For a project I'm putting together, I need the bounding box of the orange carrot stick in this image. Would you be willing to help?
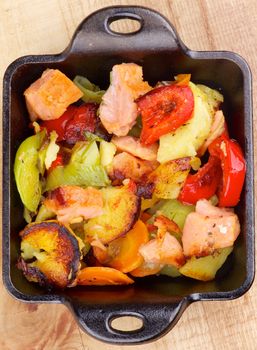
[77,267,134,286]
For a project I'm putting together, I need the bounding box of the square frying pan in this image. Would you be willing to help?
[2,6,254,345]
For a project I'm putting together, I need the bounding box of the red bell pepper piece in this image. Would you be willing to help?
[64,103,98,144]
[40,103,98,143]
[137,85,194,145]
[208,133,246,207]
[41,105,77,141]
[178,156,222,205]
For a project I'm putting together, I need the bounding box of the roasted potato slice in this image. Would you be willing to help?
[149,157,191,199]
[84,181,140,243]
[179,247,233,281]
[18,221,83,289]
[157,83,214,163]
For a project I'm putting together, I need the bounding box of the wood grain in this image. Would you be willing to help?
[1,0,257,349]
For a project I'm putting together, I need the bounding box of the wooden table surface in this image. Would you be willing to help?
[1,1,257,349]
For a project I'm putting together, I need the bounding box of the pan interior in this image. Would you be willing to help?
[7,50,249,304]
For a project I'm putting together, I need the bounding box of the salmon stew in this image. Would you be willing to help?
[14,64,246,289]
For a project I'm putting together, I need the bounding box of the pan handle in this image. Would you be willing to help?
[67,6,185,54]
[70,300,188,344]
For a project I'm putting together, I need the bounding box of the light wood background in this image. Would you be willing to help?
[0,1,257,349]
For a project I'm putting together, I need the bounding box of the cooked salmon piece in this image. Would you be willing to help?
[182,199,240,257]
[99,63,152,136]
[139,232,185,268]
[112,136,158,161]
[44,186,103,223]
[24,69,83,121]
[108,152,158,183]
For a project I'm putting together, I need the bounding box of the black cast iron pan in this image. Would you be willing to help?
[2,6,255,345]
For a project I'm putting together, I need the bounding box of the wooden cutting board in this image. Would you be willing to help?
[0,1,257,349]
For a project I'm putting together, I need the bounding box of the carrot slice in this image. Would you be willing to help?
[93,220,149,273]
[107,220,149,273]
[175,74,191,86]
[77,267,134,285]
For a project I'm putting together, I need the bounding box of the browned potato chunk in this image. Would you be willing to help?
[179,247,233,281]
[149,157,191,199]
[18,221,83,289]
[84,181,140,243]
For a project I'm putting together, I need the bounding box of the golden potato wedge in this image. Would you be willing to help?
[18,220,83,289]
[149,157,191,199]
[84,180,141,243]
[157,83,213,163]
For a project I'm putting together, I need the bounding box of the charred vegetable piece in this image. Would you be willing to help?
[24,69,83,121]
[149,157,191,199]
[84,181,141,243]
[77,267,134,285]
[64,103,98,144]
[41,105,76,141]
[99,63,151,136]
[179,247,233,281]
[178,156,222,205]
[14,130,46,212]
[95,220,149,273]
[18,221,83,289]
[137,84,194,145]
[44,186,103,224]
